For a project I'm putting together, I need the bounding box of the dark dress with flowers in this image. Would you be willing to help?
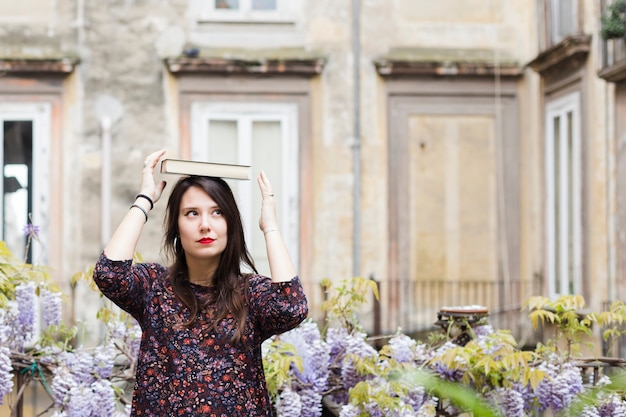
[93,252,308,417]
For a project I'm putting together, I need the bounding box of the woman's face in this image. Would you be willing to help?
[177,185,228,264]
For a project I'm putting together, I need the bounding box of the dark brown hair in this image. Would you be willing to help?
[163,176,257,344]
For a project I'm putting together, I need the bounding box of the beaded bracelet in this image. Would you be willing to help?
[135,194,154,210]
[130,204,148,223]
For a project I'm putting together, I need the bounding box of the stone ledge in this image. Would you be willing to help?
[598,59,626,83]
[0,58,77,74]
[527,33,591,74]
[165,48,326,76]
[374,47,523,77]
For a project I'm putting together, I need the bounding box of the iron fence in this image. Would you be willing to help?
[326,277,542,343]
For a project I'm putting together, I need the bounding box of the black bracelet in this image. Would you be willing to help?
[135,194,154,210]
[130,204,148,223]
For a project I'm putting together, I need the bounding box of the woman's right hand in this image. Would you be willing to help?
[140,149,168,204]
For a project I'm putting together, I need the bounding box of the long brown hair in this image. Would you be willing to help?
[163,176,257,344]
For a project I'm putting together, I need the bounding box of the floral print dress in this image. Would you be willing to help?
[93,252,308,417]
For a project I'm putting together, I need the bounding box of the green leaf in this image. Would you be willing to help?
[391,369,499,417]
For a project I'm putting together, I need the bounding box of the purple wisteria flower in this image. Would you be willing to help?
[22,222,40,239]
[278,321,330,417]
[388,333,417,363]
[596,394,626,417]
[41,288,62,327]
[0,346,14,405]
[276,387,303,417]
[338,404,360,417]
[580,406,602,417]
[15,282,37,350]
[535,359,583,412]
[488,386,524,417]
[126,322,142,359]
[325,327,378,404]
[0,309,11,344]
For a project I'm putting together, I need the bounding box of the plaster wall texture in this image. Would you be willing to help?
[0,0,540,289]
[0,0,618,330]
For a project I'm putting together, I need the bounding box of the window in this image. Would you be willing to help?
[191,102,299,276]
[545,92,582,298]
[203,0,287,22]
[0,103,51,264]
[215,0,277,10]
[549,0,578,44]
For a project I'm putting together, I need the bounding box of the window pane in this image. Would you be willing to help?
[215,0,239,10]
[252,0,276,10]
[207,119,238,164]
[207,119,239,191]
[3,121,33,261]
[558,0,575,36]
[251,120,281,192]
[250,120,282,275]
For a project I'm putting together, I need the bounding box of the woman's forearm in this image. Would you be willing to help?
[263,229,297,282]
[103,197,152,260]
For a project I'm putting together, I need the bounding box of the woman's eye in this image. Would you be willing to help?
[213,209,222,216]
[185,210,198,216]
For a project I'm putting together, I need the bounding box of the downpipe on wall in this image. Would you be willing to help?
[352,0,362,278]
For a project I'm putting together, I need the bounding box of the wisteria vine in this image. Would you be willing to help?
[1,240,626,416]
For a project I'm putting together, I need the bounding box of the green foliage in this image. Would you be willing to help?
[429,330,545,391]
[38,322,79,352]
[261,337,303,400]
[588,300,626,355]
[601,0,626,40]
[0,241,53,308]
[523,294,593,356]
[348,378,415,416]
[321,276,379,333]
[390,368,499,417]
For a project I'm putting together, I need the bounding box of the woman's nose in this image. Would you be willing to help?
[199,214,211,230]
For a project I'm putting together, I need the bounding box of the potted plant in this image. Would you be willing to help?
[601,0,626,40]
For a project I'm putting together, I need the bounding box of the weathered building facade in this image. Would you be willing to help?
[0,0,624,350]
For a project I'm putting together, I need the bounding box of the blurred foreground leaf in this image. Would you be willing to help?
[390,368,498,417]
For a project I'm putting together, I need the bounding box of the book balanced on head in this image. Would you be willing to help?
[160,159,251,180]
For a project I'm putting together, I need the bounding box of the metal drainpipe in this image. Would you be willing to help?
[101,116,111,247]
[352,0,362,278]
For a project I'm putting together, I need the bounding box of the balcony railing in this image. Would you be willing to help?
[600,0,626,78]
[322,278,542,343]
[603,37,626,68]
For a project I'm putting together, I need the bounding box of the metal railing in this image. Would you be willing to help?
[327,277,541,342]
[601,0,626,69]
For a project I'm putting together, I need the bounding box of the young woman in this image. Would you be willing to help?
[93,149,308,416]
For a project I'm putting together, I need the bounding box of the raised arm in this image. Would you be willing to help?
[257,170,296,282]
[104,149,168,260]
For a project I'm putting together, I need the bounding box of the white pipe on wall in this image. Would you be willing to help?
[100,116,111,247]
[352,0,362,278]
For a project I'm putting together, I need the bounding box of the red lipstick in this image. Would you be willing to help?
[198,238,214,244]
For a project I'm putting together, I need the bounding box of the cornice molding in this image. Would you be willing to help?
[527,33,592,74]
[598,59,626,83]
[0,58,77,74]
[165,49,326,76]
[374,47,523,77]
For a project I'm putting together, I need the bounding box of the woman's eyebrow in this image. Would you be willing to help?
[180,203,220,210]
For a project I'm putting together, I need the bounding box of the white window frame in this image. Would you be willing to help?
[545,91,582,298]
[0,102,51,265]
[200,0,291,23]
[190,101,299,271]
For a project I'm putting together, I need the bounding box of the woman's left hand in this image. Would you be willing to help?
[257,170,278,234]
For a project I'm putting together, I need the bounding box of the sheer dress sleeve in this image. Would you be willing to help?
[248,274,308,342]
[92,251,167,324]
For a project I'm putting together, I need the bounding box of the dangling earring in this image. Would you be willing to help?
[174,236,183,255]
